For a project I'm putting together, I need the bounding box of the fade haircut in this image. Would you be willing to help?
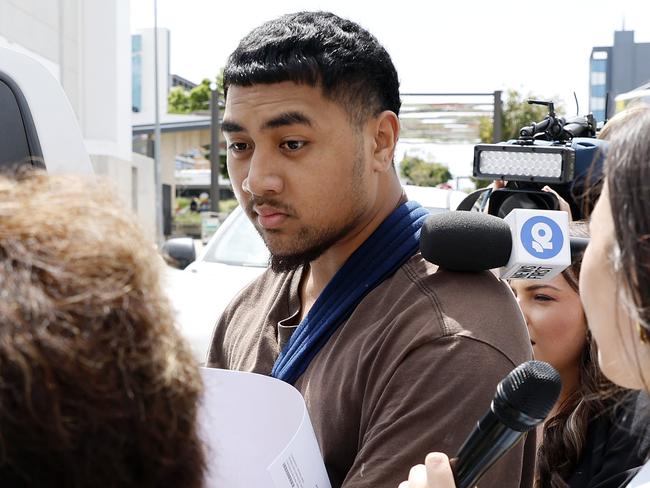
[223,11,401,125]
[0,172,205,487]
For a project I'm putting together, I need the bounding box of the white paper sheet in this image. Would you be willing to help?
[199,367,332,488]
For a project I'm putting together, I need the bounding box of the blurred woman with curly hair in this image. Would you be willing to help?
[0,172,205,487]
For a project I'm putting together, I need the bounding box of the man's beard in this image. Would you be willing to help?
[266,219,360,272]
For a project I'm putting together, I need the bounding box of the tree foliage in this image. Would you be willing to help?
[167,69,224,114]
[478,89,563,143]
[399,155,452,187]
[188,79,211,112]
[167,86,190,113]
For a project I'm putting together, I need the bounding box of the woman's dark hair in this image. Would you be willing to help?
[223,11,401,125]
[0,173,205,487]
[604,107,650,356]
[535,222,625,487]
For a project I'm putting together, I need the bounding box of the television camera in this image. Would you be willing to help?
[458,100,606,220]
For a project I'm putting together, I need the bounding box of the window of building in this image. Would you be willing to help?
[590,71,606,86]
[590,85,606,97]
[590,59,607,73]
[132,35,142,113]
[590,97,606,111]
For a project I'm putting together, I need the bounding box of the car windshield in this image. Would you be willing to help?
[203,208,269,267]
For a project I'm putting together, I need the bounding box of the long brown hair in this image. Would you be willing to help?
[535,222,624,487]
[0,172,205,486]
[605,107,650,386]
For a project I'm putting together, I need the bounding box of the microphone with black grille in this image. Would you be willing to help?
[451,360,561,488]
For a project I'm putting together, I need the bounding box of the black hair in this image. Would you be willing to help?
[223,11,401,125]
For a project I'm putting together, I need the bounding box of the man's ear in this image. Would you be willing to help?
[371,111,400,172]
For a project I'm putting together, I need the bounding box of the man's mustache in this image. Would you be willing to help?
[245,196,295,216]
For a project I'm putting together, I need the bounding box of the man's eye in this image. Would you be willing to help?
[280,140,307,151]
[228,142,250,152]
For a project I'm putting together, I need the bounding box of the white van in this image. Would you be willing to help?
[0,47,92,174]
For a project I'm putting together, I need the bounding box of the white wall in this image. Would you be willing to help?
[0,0,62,77]
[0,0,157,240]
[78,0,131,161]
[91,153,156,241]
[0,0,132,159]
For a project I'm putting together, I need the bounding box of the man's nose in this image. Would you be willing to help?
[242,148,283,196]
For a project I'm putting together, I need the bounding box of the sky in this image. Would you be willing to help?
[131,0,650,118]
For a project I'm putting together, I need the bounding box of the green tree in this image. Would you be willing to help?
[167,86,190,113]
[188,78,211,112]
[167,69,225,114]
[473,89,563,188]
[478,89,563,143]
[400,155,452,187]
[167,70,228,176]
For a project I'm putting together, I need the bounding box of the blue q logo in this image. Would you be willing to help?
[520,216,564,259]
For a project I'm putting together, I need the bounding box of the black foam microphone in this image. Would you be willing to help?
[452,360,561,488]
[420,211,589,272]
[419,211,512,272]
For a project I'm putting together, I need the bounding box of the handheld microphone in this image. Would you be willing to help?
[420,210,585,280]
[452,360,561,488]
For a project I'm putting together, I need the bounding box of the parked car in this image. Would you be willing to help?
[166,185,467,361]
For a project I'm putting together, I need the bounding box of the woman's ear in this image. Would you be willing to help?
[371,110,400,172]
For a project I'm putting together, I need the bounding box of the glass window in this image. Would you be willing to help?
[132,52,142,112]
[0,80,32,169]
[132,35,142,52]
[590,97,606,111]
[590,71,606,86]
[590,59,607,73]
[590,85,606,97]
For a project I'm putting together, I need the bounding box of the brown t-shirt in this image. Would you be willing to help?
[207,251,535,488]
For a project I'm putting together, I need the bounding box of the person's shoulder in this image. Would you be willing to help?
[397,251,530,363]
[404,249,505,284]
[401,251,520,318]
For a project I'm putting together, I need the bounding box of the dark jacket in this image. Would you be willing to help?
[567,391,650,488]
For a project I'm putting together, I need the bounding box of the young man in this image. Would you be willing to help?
[207,11,534,487]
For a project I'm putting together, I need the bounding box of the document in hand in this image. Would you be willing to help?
[199,367,332,488]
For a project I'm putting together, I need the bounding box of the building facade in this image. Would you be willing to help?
[0,0,156,240]
[590,30,650,122]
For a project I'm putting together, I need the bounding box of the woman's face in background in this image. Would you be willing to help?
[580,182,650,390]
[511,274,587,382]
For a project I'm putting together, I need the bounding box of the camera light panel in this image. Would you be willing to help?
[473,144,575,184]
[479,151,563,178]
